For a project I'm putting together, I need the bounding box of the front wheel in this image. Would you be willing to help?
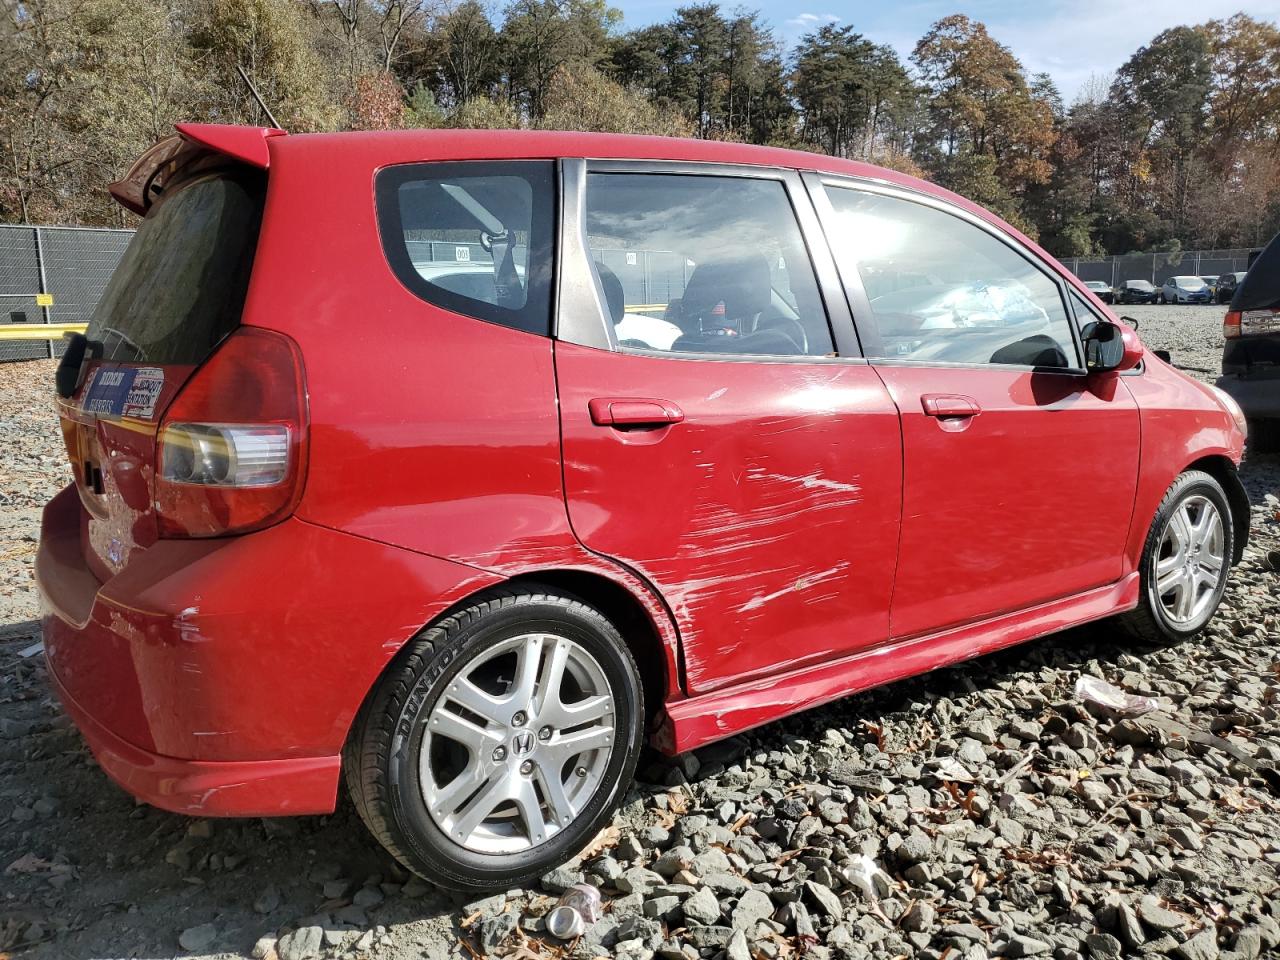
[1119,470,1233,643]
[345,587,645,891]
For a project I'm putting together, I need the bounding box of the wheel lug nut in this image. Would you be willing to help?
[538,726,552,741]
[492,746,506,762]
[520,760,534,775]
[512,711,527,727]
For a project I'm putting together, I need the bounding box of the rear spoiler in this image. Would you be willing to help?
[108,124,285,215]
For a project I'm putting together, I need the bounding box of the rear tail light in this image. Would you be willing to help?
[1227,308,1280,339]
[1224,311,1241,339]
[156,328,307,537]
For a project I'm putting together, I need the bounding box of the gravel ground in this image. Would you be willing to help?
[1,304,1278,960]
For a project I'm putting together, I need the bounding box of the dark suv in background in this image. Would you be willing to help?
[1217,271,1247,304]
[1116,279,1159,304]
[1220,237,1280,451]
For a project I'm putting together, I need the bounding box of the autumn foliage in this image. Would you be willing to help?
[2,1,1279,256]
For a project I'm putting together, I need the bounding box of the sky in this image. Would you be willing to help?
[615,0,1280,103]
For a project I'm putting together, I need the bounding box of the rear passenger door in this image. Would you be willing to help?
[554,162,903,694]
[808,175,1140,640]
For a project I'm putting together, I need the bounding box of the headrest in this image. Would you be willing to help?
[596,262,625,324]
[680,254,771,332]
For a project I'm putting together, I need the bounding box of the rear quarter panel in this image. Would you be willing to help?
[242,136,685,702]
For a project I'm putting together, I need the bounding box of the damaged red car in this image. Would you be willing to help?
[37,124,1249,891]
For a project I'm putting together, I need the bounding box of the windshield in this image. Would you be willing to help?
[86,171,265,364]
[1127,281,1154,291]
[1173,277,1203,289]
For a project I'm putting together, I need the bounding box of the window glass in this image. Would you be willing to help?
[584,173,834,357]
[376,162,554,335]
[87,172,264,364]
[1069,290,1103,334]
[823,185,1079,369]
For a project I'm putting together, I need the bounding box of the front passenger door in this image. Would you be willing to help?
[810,177,1141,640]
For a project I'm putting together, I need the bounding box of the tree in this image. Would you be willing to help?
[500,0,619,120]
[607,4,787,143]
[1109,26,1212,238]
[1,0,205,224]
[790,25,916,160]
[911,15,1055,230]
[191,0,342,131]
[433,0,501,105]
[540,62,690,134]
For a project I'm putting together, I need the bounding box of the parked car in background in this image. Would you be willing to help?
[1220,234,1280,452]
[1217,271,1248,304]
[38,123,1250,892]
[1116,279,1159,304]
[1160,276,1213,304]
[1084,280,1114,303]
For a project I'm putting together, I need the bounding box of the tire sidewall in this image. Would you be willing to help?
[1141,472,1233,639]
[383,597,643,888]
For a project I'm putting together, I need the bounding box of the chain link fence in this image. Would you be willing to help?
[1063,249,1254,287]
[0,224,132,362]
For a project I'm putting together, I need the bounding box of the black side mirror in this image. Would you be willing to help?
[1082,319,1142,372]
[1153,349,1172,363]
[1120,315,1139,331]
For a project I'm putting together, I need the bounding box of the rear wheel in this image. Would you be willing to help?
[345,587,644,891]
[1119,470,1233,643]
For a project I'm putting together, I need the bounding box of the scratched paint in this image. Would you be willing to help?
[555,343,904,695]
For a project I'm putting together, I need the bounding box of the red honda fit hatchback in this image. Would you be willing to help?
[38,124,1248,890]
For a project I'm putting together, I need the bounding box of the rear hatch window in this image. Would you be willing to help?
[61,168,266,578]
[87,171,265,364]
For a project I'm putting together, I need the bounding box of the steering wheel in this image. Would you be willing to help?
[758,315,809,354]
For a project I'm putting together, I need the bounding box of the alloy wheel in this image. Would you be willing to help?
[420,632,615,854]
[1153,494,1226,627]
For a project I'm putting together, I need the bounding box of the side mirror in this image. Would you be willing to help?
[1081,319,1143,373]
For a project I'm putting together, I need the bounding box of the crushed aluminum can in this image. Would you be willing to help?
[545,883,602,939]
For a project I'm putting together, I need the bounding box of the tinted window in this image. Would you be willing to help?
[377,162,554,335]
[87,171,264,364]
[583,173,834,357]
[822,186,1079,369]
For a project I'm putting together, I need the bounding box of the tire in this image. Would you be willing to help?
[1119,470,1234,643]
[1158,294,1166,304]
[1249,418,1280,454]
[345,586,645,891]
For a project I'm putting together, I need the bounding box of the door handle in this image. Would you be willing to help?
[921,394,980,418]
[589,398,684,427]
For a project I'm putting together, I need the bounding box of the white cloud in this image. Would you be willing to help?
[785,11,840,27]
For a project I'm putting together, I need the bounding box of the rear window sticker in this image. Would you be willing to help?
[81,366,165,418]
[123,367,164,418]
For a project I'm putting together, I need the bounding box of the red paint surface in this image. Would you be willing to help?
[38,128,1248,818]
[557,344,903,693]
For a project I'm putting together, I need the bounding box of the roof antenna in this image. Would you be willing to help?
[236,64,283,130]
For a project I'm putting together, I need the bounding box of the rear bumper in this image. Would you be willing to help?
[49,664,340,815]
[36,484,499,815]
[1216,372,1280,419]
